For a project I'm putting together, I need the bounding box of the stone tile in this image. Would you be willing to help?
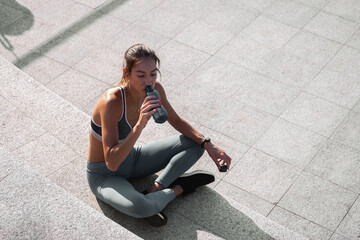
[187,56,299,116]
[0,109,46,151]
[242,15,299,50]
[185,56,249,97]
[188,125,250,182]
[336,197,360,240]
[0,96,16,117]
[306,140,360,193]
[156,40,210,78]
[39,32,100,67]
[70,11,130,44]
[283,30,342,66]
[158,70,184,93]
[0,63,90,157]
[261,51,323,88]
[108,24,170,55]
[278,171,358,230]
[174,20,235,55]
[47,157,97,209]
[200,2,257,36]
[263,0,319,28]
[324,0,360,23]
[224,148,301,204]
[293,0,331,9]
[81,92,103,117]
[215,31,278,72]
[159,0,213,20]
[12,132,79,177]
[137,120,180,146]
[268,207,333,240]
[215,101,276,146]
[331,111,360,151]
[73,0,107,8]
[174,2,258,55]
[254,119,327,168]
[47,68,109,109]
[305,46,360,109]
[0,2,28,30]
[95,198,213,240]
[166,78,216,128]
[214,180,275,216]
[21,55,69,85]
[346,29,360,50]
[280,92,349,137]
[73,46,123,85]
[330,233,352,240]
[0,146,23,182]
[168,188,276,240]
[134,5,194,38]
[304,11,359,43]
[236,0,278,13]
[235,70,300,116]
[33,0,92,27]
[2,0,51,11]
[1,15,63,52]
[216,15,298,72]
[353,100,360,113]
[0,164,140,239]
[101,0,163,23]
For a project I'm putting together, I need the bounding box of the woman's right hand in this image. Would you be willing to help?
[136,96,161,129]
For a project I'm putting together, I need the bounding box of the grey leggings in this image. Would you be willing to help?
[87,135,204,218]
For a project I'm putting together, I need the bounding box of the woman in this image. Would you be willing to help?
[87,44,232,226]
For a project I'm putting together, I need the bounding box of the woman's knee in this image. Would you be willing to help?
[126,196,158,218]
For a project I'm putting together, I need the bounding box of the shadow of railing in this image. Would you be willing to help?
[8,0,128,69]
[96,176,274,240]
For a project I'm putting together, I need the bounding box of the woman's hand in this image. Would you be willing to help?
[205,143,232,171]
[136,96,161,129]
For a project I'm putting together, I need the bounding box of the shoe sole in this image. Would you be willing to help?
[145,212,168,227]
[170,170,215,194]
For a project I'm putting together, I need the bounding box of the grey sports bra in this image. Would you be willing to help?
[90,87,132,142]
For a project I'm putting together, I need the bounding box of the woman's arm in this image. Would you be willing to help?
[156,82,232,170]
[101,93,159,171]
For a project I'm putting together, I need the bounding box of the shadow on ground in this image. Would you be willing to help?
[1,0,128,68]
[0,0,34,51]
[96,175,274,240]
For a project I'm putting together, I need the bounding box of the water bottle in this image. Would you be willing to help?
[145,86,168,124]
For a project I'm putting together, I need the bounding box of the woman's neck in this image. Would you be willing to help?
[124,85,144,108]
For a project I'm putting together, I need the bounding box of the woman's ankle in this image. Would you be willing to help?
[171,185,184,197]
[147,182,165,193]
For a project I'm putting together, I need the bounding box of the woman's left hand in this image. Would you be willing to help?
[205,143,232,171]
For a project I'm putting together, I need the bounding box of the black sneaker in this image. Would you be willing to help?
[169,170,215,195]
[144,211,168,227]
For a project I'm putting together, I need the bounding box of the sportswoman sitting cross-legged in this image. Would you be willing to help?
[87,44,232,226]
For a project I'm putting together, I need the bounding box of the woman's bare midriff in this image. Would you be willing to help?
[87,133,106,163]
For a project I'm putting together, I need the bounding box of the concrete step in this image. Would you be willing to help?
[0,55,308,239]
[0,145,140,239]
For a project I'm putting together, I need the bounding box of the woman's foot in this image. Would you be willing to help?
[143,182,164,194]
[169,170,215,195]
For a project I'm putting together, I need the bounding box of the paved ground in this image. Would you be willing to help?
[1,0,360,239]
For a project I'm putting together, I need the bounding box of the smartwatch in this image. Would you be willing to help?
[201,137,211,148]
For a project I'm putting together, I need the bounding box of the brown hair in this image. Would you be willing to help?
[118,44,161,86]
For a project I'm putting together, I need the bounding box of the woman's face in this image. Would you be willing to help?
[128,57,158,94]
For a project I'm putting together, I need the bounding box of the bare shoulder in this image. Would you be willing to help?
[93,87,122,123]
